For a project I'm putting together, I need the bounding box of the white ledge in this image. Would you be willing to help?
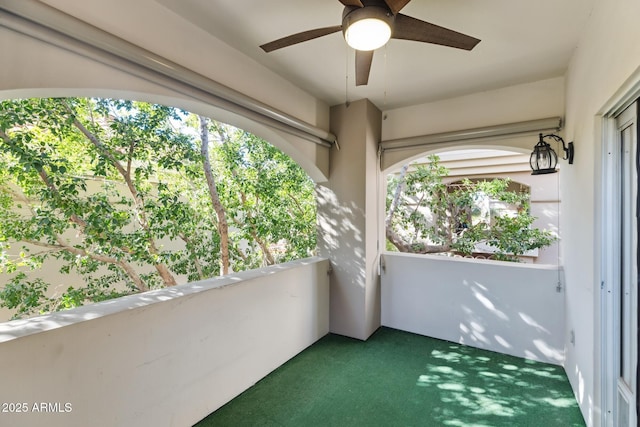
[383,251,561,271]
[0,256,327,343]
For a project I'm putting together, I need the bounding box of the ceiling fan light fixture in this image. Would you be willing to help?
[342,6,394,51]
[345,18,391,51]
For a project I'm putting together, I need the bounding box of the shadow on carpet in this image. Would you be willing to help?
[195,327,585,427]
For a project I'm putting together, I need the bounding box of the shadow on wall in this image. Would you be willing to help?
[316,185,366,290]
[381,253,565,365]
[459,279,563,363]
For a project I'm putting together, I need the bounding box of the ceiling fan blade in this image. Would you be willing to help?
[338,0,364,7]
[383,0,412,15]
[355,50,374,86]
[392,14,480,51]
[260,25,343,52]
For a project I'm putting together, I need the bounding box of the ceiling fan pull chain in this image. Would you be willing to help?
[383,44,388,108]
[345,44,351,107]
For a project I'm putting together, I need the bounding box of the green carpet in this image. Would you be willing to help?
[195,327,585,427]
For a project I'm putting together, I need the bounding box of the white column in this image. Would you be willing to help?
[317,99,382,340]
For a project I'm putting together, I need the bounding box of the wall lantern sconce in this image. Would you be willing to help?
[529,133,574,175]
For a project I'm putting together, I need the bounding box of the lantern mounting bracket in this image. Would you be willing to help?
[529,133,574,175]
[541,133,574,164]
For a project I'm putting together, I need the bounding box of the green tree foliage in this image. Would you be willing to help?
[214,125,317,270]
[386,155,556,261]
[0,98,316,319]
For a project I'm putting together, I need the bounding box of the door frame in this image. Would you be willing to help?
[600,80,640,427]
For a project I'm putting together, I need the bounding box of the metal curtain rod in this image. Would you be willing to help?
[380,117,563,152]
[0,0,336,148]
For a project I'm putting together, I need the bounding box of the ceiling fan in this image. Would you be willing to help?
[260,0,480,86]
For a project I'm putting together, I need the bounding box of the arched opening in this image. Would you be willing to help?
[383,147,560,264]
[0,96,319,321]
[0,88,329,183]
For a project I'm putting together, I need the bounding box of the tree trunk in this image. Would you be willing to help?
[386,164,408,230]
[384,164,451,254]
[199,116,230,275]
[385,164,410,252]
[385,227,413,252]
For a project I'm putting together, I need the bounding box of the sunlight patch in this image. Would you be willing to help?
[416,374,437,386]
[521,367,564,380]
[444,420,492,427]
[494,335,512,349]
[438,383,466,391]
[431,366,465,378]
[541,397,577,408]
[433,365,455,374]
[473,396,517,417]
[478,371,499,378]
[475,403,516,417]
[431,349,462,362]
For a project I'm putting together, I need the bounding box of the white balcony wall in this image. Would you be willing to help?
[381,253,564,365]
[0,257,330,427]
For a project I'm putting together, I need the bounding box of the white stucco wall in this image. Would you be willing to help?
[381,77,565,142]
[381,253,565,366]
[0,257,330,427]
[563,1,640,425]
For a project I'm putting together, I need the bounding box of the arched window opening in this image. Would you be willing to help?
[0,97,317,321]
[385,149,558,263]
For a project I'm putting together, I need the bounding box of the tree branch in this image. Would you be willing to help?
[23,238,148,292]
[178,233,204,280]
[62,101,177,286]
[0,128,89,232]
[200,116,230,275]
[386,164,408,229]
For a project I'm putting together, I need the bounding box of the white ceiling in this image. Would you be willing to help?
[43,0,595,111]
[154,0,594,110]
